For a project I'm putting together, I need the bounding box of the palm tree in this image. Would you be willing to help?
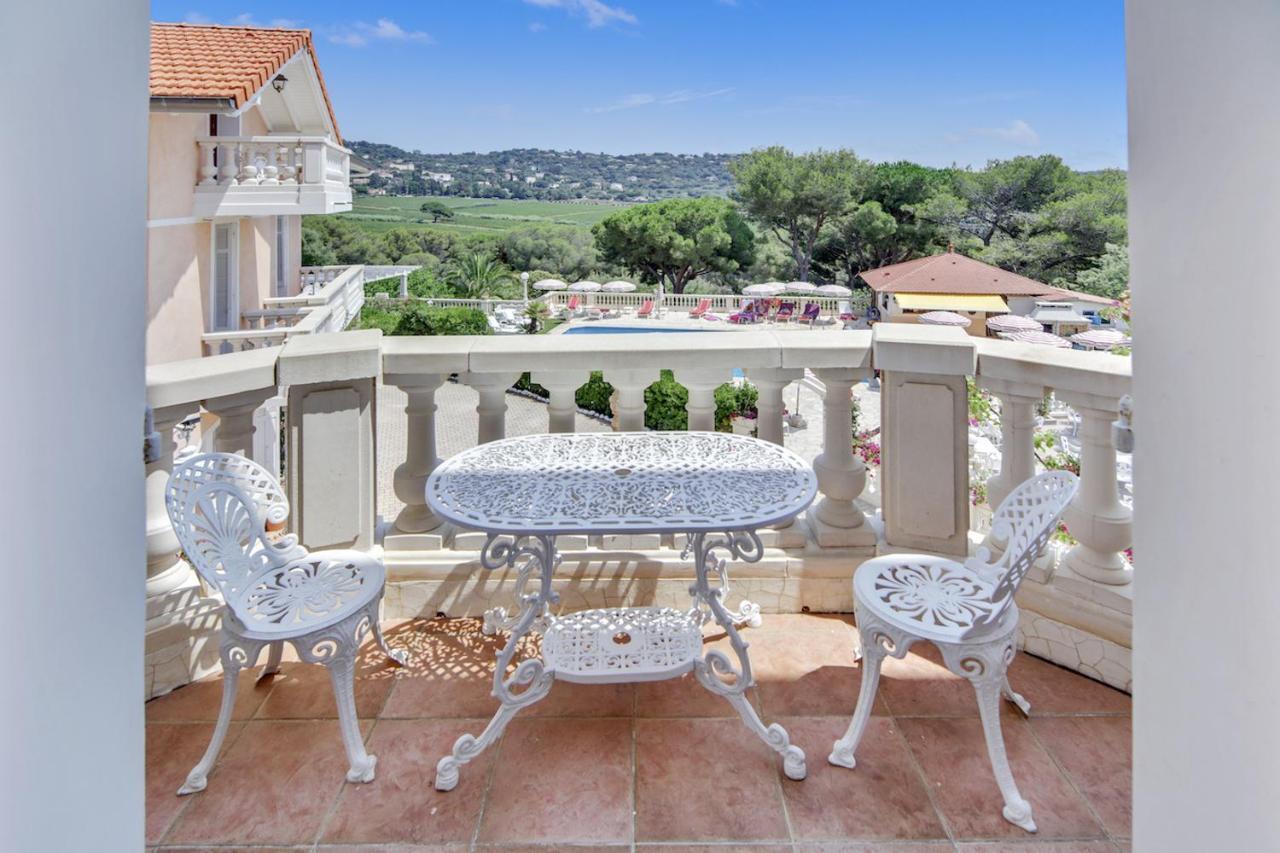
[444,254,515,299]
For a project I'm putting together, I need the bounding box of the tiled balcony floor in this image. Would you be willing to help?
[146,614,1131,851]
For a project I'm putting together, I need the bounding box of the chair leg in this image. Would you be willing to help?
[326,651,377,784]
[1003,676,1032,716]
[972,676,1036,832]
[828,626,886,770]
[372,617,409,666]
[258,641,284,681]
[179,637,258,795]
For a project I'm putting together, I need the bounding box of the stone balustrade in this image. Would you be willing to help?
[542,290,857,317]
[200,265,365,356]
[193,136,352,218]
[144,325,1136,698]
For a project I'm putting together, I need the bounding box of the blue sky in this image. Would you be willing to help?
[153,1,1127,169]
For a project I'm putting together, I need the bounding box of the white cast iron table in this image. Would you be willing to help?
[425,431,818,791]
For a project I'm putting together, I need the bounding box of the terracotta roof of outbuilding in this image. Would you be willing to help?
[150,22,341,143]
[858,251,1115,304]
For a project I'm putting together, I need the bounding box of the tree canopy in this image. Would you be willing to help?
[592,197,755,293]
[419,199,455,222]
[730,147,869,281]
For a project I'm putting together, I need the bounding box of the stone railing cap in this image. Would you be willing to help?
[974,338,1131,404]
[777,330,872,370]
[872,324,977,375]
[382,336,473,377]
[278,329,382,386]
[466,330,783,372]
[147,347,278,410]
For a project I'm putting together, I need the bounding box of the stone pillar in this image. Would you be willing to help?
[875,324,976,557]
[532,370,592,433]
[463,372,519,444]
[1056,394,1133,586]
[675,368,730,432]
[385,374,446,537]
[204,387,275,456]
[145,404,200,591]
[278,331,381,551]
[808,368,876,549]
[749,368,803,445]
[603,368,659,432]
[398,271,409,299]
[979,378,1044,509]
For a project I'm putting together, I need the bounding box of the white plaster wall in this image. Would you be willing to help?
[1129,1,1280,848]
[148,220,209,363]
[0,2,147,849]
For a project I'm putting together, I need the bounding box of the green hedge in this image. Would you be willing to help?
[392,305,491,336]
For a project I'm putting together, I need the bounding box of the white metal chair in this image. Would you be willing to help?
[828,471,1079,833]
[165,452,408,795]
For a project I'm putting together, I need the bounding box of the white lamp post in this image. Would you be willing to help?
[521,271,529,305]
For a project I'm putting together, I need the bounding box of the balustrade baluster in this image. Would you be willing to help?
[198,141,218,185]
[1056,393,1133,585]
[748,368,803,445]
[463,373,520,444]
[979,378,1044,509]
[809,368,875,548]
[602,368,660,431]
[532,371,592,433]
[218,140,239,185]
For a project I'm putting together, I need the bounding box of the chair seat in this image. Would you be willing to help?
[226,549,386,641]
[853,554,1014,645]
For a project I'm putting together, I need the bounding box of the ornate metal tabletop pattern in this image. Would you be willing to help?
[426,431,817,534]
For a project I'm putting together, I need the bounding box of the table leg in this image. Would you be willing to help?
[686,530,806,781]
[682,534,762,629]
[435,534,559,792]
[481,535,554,636]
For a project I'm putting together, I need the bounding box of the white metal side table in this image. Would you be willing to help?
[425,431,818,791]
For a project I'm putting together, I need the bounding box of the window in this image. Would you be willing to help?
[274,216,289,297]
[211,222,238,331]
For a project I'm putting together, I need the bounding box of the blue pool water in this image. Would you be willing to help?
[562,325,716,335]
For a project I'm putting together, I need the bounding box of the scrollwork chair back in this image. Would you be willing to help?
[964,470,1078,637]
[166,453,305,605]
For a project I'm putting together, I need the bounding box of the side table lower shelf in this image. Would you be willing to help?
[543,606,703,684]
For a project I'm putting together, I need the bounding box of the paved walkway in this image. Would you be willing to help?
[375,377,881,524]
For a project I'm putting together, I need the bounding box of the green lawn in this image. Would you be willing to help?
[342,195,628,236]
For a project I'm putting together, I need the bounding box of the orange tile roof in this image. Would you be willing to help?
[150,22,341,143]
[859,251,1116,304]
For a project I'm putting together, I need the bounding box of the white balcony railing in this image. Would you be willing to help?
[201,264,365,355]
[147,325,1133,698]
[193,135,352,217]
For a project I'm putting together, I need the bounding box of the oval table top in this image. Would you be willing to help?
[426,431,817,536]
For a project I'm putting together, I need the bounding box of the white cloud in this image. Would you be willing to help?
[589,87,734,114]
[184,11,211,24]
[529,21,548,33]
[524,0,637,28]
[328,18,433,47]
[947,119,1041,149]
[978,119,1040,147]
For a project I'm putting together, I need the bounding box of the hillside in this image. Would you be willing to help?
[349,142,737,202]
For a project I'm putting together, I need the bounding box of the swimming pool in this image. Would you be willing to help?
[562,325,717,335]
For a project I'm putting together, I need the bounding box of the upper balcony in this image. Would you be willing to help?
[192,135,353,218]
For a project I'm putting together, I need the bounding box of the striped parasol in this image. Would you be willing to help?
[919,310,972,327]
[816,284,852,296]
[533,278,567,291]
[569,281,602,292]
[602,280,636,292]
[1070,328,1130,350]
[1004,330,1072,348]
[784,281,818,294]
[986,313,1041,333]
[744,282,786,296]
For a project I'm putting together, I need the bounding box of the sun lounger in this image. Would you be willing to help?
[637,299,655,318]
[796,302,821,325]
[689,298,712,319]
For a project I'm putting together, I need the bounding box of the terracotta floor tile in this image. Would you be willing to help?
[321,718,492,844]
[795,844,955,852]
[956,843,1116,852]
[635,717,788,842]
[146,722,241,844]
[877,643,983,718]
[641,846,793,852]
[780,716,947,841]
[165,719,367,845]
[478,717,633,844]
[747,615,889,718]
[528,679,635,717]
[146,668,274,722]
[381,618,513,719]
[899,717,1102,841]
[475,846,628,852]
[255,659,397,720]
[315,847,458,853]
[156,847,308,852]
[1005,654,1131,716]
[1030,717,1131,837]
[636,671,761,718]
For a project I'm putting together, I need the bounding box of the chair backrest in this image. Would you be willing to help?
[697,298,711,310]
[802,302,820,317]
[566,295,579,309]
[964,470,1078,636]
[779,301,794,313]
[166,453,306,600]
[639,299,654,312]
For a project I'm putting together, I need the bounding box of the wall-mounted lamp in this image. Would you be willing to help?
[272,75,288,94]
